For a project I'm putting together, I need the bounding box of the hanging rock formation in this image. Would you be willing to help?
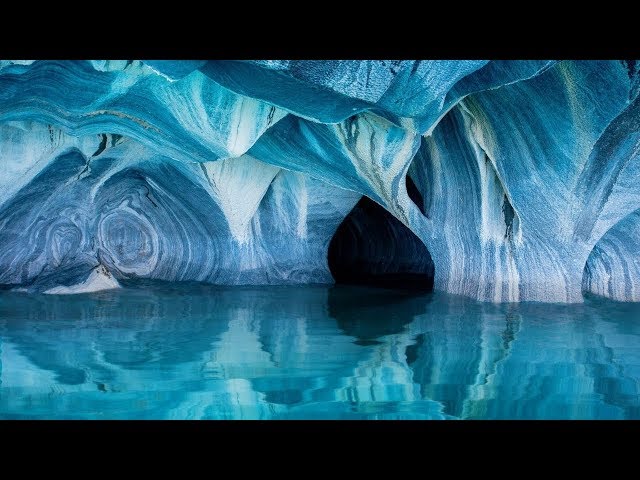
[0,60,638,302]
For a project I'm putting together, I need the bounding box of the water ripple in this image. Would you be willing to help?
[0,284,639,419]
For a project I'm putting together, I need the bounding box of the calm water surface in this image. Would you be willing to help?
[0,283,639,419]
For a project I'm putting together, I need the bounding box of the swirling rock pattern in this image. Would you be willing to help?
[0,129,359,291]
[406,60,640,302]
[0,60,638,302]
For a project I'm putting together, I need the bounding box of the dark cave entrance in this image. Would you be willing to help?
[328,180,435,292]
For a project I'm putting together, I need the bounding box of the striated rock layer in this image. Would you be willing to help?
[0,60,638,302]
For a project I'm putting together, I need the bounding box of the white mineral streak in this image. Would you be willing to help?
[1,60,640,302]
[203,155,280,244]
[338,113,421,227]
[0,123,101,205]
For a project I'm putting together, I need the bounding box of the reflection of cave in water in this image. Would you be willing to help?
[1,285,640,419]
[406,325,484,417]
[327,193,434,291]
[328,286,428,345]
[248,286,425,408]
[0,283,229,393]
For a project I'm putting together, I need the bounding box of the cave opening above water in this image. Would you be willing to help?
[328,192,435,292]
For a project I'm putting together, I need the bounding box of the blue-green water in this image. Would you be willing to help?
[0,283,639,419]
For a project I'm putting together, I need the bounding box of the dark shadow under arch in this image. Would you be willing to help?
[328,195,435,291]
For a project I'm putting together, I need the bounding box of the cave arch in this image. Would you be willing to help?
[582,208,640,302]
[327,194,435,291]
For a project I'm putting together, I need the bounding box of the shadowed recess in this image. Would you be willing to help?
[328,196,435,291]
[0,60,639,302]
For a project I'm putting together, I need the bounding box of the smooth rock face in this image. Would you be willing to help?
[0,60,638,302]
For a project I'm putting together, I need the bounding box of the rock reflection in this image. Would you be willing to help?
[0,284,639,419]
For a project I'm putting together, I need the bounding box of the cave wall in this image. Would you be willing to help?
[0,60,638,302]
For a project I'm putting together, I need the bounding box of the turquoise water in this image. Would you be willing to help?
[0,282,639,420]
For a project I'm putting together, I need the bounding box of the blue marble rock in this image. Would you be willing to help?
[0,60,638,303]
